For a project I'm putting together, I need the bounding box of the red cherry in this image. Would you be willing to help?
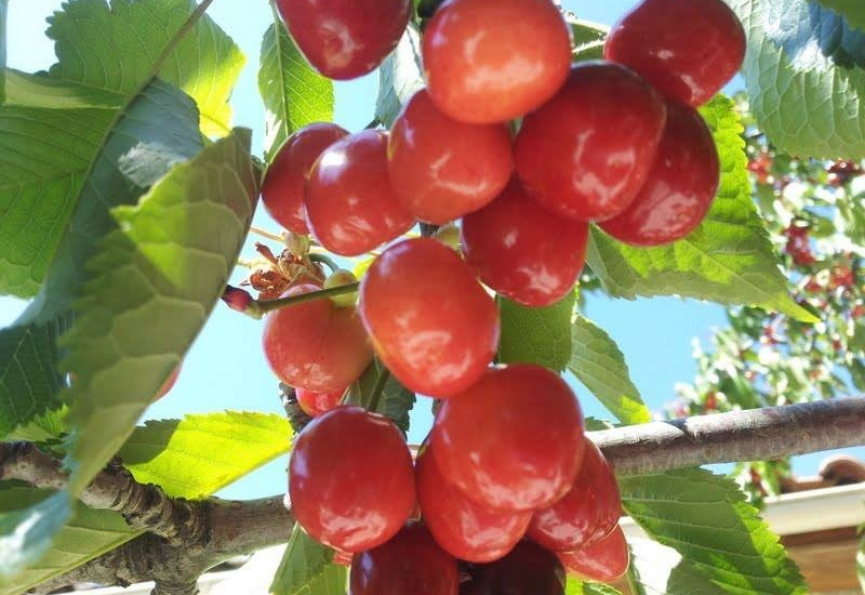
[604,0,746,107]
[306,130,415,256]
[388,90,514,225]
[431,365,584,512]
[514,62,667,223]
[461,181,589,307]
[423,0,571,124]
[558,524,630,583]
[275,0,411,80]
[296,386,347,417]
[261,123,347,235]
[350,523,459,595]
[359,238,500,398]
[263,283,373,393]
[600,100,720,246]
[155,365,181,400]
[471,541,566,595]
[288,406,416,552]
[333,550,353,567]
[528,439,621,552]
[416,444,531,563]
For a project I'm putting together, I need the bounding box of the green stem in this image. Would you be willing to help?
[367,367,391,413]
[308,252,341,274]
[249,225,285,244]
[254,283,360,317]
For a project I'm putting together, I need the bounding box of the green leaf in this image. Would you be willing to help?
[568,16,608,62]
[375,25,424,128]
[498,292,576,373]
[62,128,256,495]
[47,0,244,136]
[628,539,731,595]
[0,492,72,583]
[0,78,202,442]
[811,0,865,32]
[728,0,865,158]
[568,316,650,425]
[566,578,624,595]
[270,523,348,595]
[347,361,416,435]
[0,489,136,595]
[259,17,334,162]
[620,468,807,595]
[0,0,7,104]
[119,411,292,500]
[587,95,815,323]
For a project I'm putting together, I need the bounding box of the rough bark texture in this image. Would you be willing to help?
[5,398,864,594]
[591,397,865,475]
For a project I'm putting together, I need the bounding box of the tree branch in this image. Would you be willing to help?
[9,398,865,594]
[590,397,865,475]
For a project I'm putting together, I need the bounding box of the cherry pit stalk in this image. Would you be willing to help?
[230,0,747,589]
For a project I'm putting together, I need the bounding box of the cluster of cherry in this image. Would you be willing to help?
[255,0,746,591]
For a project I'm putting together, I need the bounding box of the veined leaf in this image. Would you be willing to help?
[0,0,7,104]
[499,292,576,373]
[568,316,650,425]
[62,128,257,494]
[270,523,347,595]
[347,361,416,435]
[628,539,734,595]
[620,468,807,595]
[119,411,292,500]
[4,70,125,109]
[729,0,865,158]
[587,95,815,323]
[569,16,608,62]
[565,578,623,595]
[375,25,424,128]
[259,16,334,162]
[46,0,244,136]
[811,0,865,32]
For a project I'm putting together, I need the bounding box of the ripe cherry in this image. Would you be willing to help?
[349,523,459,595]
[599,100,720,246]
[423,0,571,124]
[295,386,346,417]
[261,123,347,235]
[461,181,589,307]
[604,0,746,107]
[431,365,585,512]
[416,443,532,563]
[306,130,415,256]
[528,439,621,552]
[359,238,500,398]
[514,61,667,223]
[275,0,411,80]
[288,406,415,552]
[263,283,373,393]
[388,89,514,225]
[471,541,566,595]
[558,524,630,583]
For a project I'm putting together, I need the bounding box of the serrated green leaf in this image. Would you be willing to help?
[0,79,202,443]
[259,18,334,162]
[4,70,125,109]
[568,316,650,425]
[620,468,807,595]
[499,292,575,373]
[62,128,256,495]
[375,25,424,129]
[568,16,608,62]
[728,0,865,158]
[812,0,865,32]
[566,578,623,595]
[119,411,292,500]
[270,523,347,595]
[0,0,7,104]
[0,488,136,595]
[47,0,244,136]
[628,539,731,595]
[587,95,815,323]
[347,361,416,435]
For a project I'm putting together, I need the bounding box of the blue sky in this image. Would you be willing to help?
[3,0,857,499]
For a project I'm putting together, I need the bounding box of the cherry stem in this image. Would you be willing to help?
[241,283,360,319]
[249,226,285,244]
[308,252,341,274]
[367,367,391,413]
